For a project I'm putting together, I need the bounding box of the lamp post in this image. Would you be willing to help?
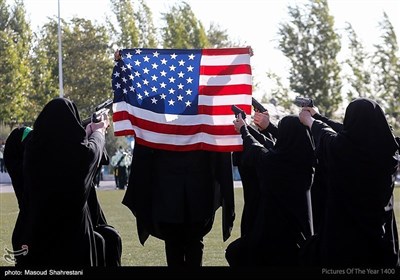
[58,0,64,97]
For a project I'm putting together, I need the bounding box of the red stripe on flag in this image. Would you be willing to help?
[198,84,252,96]
[198,105,252,115]
[200,64,251,75]
[134,137,243,152]
[202,48,251,55]
[114,129,135,137]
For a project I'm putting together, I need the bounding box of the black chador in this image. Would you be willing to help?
[309,98,399,266]
[226,115,315,266]
[22,98,105,266]
[232,124,277,237]
[3,127,32,266]
[122,144,235,267]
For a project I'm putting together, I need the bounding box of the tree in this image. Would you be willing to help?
[0,0,33,126]
[31,17,113,118]
[32,16,116,153]
[109,0,158,48]
[61,18,114,117]
[207,22,234,48]
[344,22,373,101]
[277,0,342,117]
[372,12,400,130]
[134,0,158,48]
[0,0,10,31]
[110,0,139,48]
[265,71,293,110]
[161,1,208,48]
[30,19,61,118]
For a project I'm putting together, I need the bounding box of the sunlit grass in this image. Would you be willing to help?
[0,187,244,267]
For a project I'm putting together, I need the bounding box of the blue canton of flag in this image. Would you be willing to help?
[113,49,202,115]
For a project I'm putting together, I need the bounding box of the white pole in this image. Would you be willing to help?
[58,0,64,97]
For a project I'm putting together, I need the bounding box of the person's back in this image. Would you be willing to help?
[3,127,32,266]
[234,111,277,237]
[300,98,399,266]
[302,108,343,235]
[123,144,235,267]
[228,114,315,266]
[23,97,109,267]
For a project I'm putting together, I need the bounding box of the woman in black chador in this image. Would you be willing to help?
[232,109,277,238]
[22,97,109,266]
[4,126,32,266]
[122,144,235,267]
[300,97,400,267]
[227,114,315,266]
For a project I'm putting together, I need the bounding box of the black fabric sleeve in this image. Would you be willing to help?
[264,122,278,138]
[313,113,343,133]
[87,131,105,156]
[86,131,105,192]
[240,125,266,150]
[247,126,275,149]
[310,120,338,162]
[239,125,271,168]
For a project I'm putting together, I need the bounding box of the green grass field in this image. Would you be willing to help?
[1,186,400,267]
[0,188,244,267]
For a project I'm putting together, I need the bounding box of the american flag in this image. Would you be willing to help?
[112,48,252,152]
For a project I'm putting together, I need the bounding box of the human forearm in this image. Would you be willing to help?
[313,113,343,132]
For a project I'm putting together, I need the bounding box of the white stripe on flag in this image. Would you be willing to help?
[199,74,252,86]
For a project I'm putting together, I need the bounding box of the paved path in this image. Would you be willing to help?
[0,172,13,193]
[0,172,120,193]
[0,172,244,193]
